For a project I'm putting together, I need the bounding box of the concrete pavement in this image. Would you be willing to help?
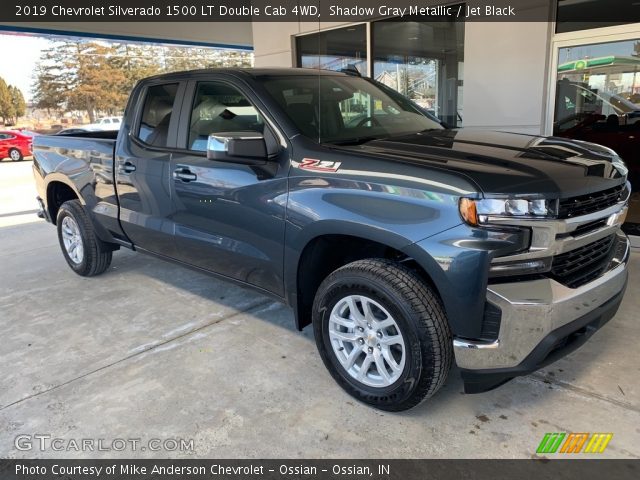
[0,157,38,228]
[0,160,639,459]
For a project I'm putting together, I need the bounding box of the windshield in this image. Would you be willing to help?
[259,75,444,144]
[573,83,639,114]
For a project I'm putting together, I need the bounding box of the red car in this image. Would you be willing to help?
[0,130,33,161]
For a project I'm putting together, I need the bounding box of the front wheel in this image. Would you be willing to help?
[9,148,23,162]
[313,259,452,411]
[56,200,112,276]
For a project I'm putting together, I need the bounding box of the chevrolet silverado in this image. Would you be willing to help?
[32,68,630,411]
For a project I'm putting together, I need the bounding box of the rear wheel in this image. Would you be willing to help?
[9,148,23,162]
[56,200,112,276]
[313,259,452,411]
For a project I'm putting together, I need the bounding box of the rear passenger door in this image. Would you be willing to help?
[168,77,289,296]
[115,80,185,256]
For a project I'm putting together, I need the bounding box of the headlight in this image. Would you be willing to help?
[459,197,556,226]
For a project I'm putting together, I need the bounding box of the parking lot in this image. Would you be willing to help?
[1,160,639,459]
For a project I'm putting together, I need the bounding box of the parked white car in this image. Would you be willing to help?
[96,117,122,126]
[83,117,122,131]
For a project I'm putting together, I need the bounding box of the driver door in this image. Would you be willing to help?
[169,78,289,296]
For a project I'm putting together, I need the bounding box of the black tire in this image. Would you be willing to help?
[313,259,452,411]
[9,148,23,162]
[56,200,112,276]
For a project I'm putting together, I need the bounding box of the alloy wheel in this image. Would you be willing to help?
[328,294,406,388]
[61,216,84,264]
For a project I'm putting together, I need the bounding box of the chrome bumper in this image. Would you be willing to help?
[454,231,630,370]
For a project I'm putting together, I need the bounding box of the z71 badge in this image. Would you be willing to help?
[299,158,342,172]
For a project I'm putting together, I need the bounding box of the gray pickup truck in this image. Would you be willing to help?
[32,68,630,411]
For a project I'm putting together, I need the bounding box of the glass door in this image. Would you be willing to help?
[552,35,640,234]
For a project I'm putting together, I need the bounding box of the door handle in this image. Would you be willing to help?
[173,167,197,182]
[119,161,136,173]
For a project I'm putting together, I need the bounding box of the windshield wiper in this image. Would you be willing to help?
[327,135,387,146]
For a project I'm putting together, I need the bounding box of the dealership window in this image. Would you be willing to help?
[295,18,464,127]
[372,20,464,127]
[296,24,367,75]
[187,82,264,151]
[553,37,640,233]
[138,83,179,147]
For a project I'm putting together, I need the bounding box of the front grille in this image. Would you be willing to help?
[558,184,626,219]
[569,219,607,237]
[550,235,616,288]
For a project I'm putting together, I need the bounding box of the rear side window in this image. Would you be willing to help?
[137,83,179,147]
[187,82,264,151]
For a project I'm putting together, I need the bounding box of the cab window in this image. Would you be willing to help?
[187,82,264,151]
[137,83,179,147]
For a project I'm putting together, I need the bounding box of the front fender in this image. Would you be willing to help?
[405,223,528,339]
[283,174,466,318]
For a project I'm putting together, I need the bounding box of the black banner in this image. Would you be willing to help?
[3,0,640,23]
[0,459,639,480]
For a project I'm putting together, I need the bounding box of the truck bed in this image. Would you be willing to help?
[32,131,117,179]
[32,130,124,244]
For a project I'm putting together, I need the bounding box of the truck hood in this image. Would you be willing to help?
[335,129,627,197]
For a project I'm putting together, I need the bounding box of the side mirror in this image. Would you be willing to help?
[207,131,267,163]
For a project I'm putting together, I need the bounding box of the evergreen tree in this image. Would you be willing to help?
[8,85,26,123]
[0,77,14,124]
[65,42,128,121]
[32,46,68,114]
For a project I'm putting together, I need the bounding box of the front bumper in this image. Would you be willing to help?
[455,231,630,393]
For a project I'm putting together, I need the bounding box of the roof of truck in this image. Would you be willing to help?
[141,67,350,82]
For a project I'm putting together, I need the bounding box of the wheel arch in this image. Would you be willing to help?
[287,227,447,332]
[46,178,82,225]
[44,177,119,250]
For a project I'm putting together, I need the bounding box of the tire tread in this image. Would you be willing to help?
[57,200,112,276]
[314,258,453,411]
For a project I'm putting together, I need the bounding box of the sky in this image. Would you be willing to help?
[0,33,52,102]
